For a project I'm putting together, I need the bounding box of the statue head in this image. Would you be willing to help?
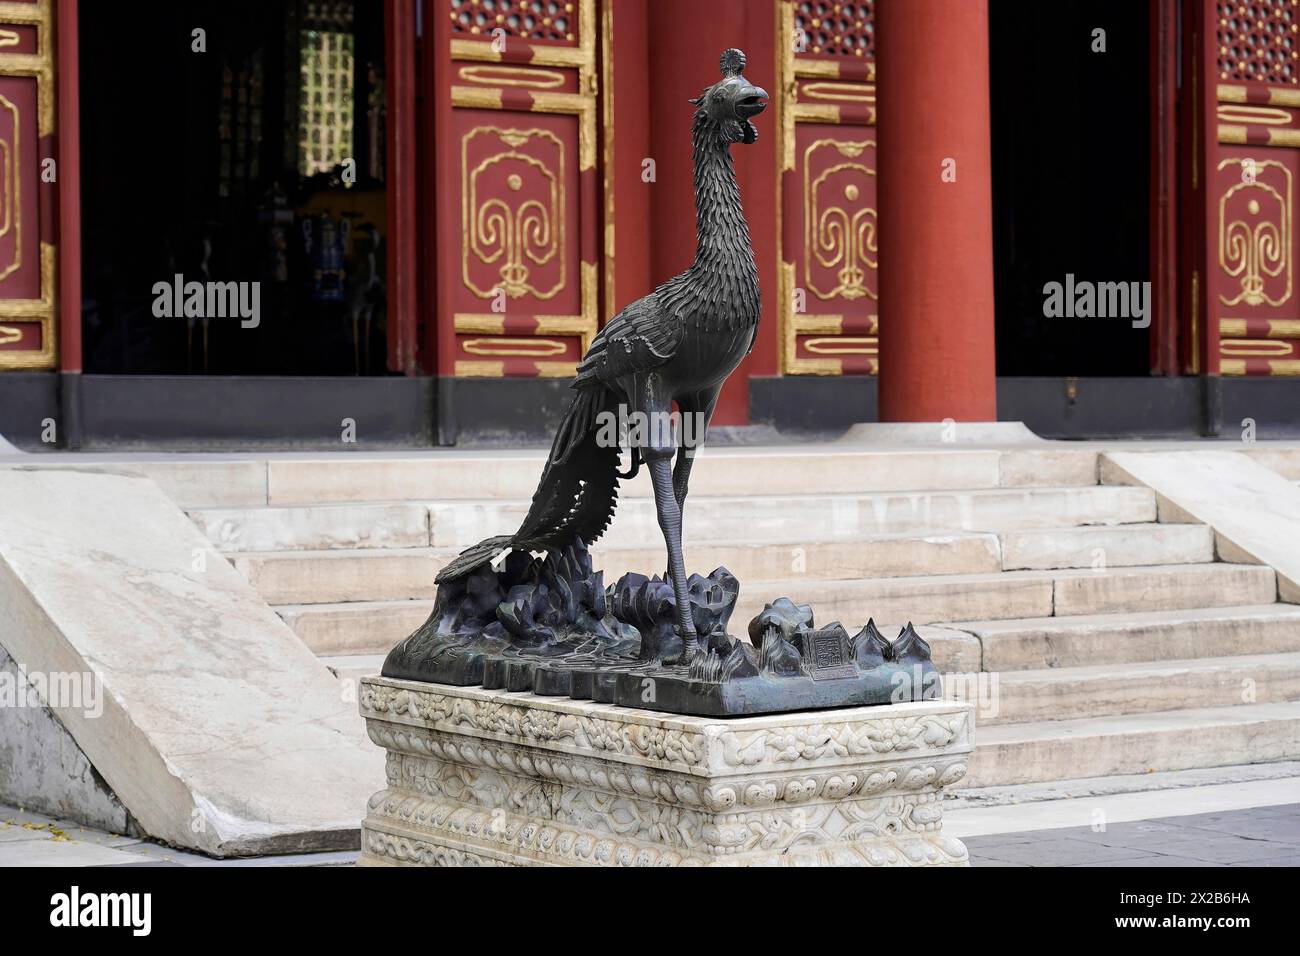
[690,48,768,145]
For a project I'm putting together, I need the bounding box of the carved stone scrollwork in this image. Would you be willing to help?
[358,677,973,867]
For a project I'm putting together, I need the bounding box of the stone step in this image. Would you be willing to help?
[320,653,385,686]
[592,534,1010,580]
[189,484,1158,553]
[966,701,1300,787]
[736,562,1276,629]
[590,523,1206,580]
[248,547,1274,628]
[962,652,1300,726]
[261,448,1091,506]
[191,502,430,553]
[234,519,1243,608]
[234,550,443,606]
[114,460,271,509]
[278,599,435,657]
[952,604,1300,671]
[284,599,1300,673]
[25,446,1103,508]
[1050,562,1277,616]
[998,522,1212,571]
[236,531,1006,604]
[433,485,1157,550]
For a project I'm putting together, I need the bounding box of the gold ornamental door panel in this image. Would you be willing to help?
[1188,0,1300,376]
[776,0,878,375]
[438,0,597,378]
[0,0,54,370]
[1212,113,1300,375]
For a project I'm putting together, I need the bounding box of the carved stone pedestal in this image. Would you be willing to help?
[358,677,973,866]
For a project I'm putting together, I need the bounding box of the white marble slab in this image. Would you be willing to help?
[1103,450,1300,602]
[0,467,382,856]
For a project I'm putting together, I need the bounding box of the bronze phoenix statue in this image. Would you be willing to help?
[434,48,768,662]
[384,48,936,717]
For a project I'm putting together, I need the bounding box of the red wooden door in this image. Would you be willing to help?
[1185,0,1300,377]
[0,0,55,371]
[429,0,598,379]
[776,0,879,376]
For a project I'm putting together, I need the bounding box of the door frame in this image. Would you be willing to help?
[53,0,422,377]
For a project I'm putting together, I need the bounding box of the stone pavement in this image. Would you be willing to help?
[3,795,1297,867]
[949,765,1300,866]
[0,806,357,867]
[965,803,1300,867]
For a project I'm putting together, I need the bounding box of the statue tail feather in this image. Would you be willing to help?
[434,384,621,584]
[551,386,603,466]
[433,534,514,585]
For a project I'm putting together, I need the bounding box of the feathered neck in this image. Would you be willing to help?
[689,110,755,273]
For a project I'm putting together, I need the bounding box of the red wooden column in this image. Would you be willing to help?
[56,0,81,376]
[384,0,419,375]
[876,0,996,422]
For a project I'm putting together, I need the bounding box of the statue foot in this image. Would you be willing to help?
[663,630,700,665]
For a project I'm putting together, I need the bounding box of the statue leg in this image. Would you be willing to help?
[649,455,699,662]
[628,373,699,663]
[672,384,722,520]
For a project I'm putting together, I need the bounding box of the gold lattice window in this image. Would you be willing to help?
[449,0,576,44]
[1217,0,1300,84]
[298,29,355,176]
[794,1,875,59]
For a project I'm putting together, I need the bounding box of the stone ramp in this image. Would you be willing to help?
[0,468,382,856]
[1103,449,1300,601]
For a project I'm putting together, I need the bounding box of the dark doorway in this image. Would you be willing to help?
[79,0,390,375]
[989,0,1151,375]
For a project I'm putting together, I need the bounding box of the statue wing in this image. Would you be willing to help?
[575,293,681,387]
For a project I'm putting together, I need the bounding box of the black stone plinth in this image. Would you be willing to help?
[381,538,941,718]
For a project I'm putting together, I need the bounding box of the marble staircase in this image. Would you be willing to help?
[163,443,1300,790]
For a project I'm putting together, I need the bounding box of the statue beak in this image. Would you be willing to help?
[736,86,768,118]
